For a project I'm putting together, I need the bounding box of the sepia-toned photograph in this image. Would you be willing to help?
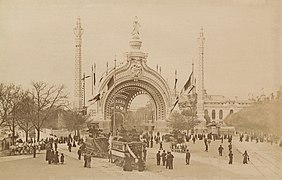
[0,0,281,179]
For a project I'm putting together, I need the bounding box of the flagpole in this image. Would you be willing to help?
[175,69,177,97]
[91,65,94,95]
[113,56,117,135]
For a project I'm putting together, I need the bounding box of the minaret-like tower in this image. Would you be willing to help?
[74,17,84,110]
[196,28,206,123]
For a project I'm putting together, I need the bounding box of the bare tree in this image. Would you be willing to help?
[16,92,35,142]
[30,82,67,141]
[0,83,23,144]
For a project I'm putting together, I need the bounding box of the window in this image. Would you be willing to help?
[219,110,223,119]
[212,110,216,119]
[230,109,234,114]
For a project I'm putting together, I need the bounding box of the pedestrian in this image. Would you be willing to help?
[221,136,224,143]
[54,151,59,164]
[186,149,191,165]
[77,147,82,160]
[54,142,58,151]
[33,145,36,158]
[143,148,147,162]
[159,141,163,150]
[46,148,50,162]
[161,150,167,166]
[228,143,232,151]
[137,157,145,172]
[156,151,161,165]
[108,149,112,163]
[192,136,196,144]
[204,138,208,152]
[167,152,174,169]
[228,151,233,164]
[60,153,64,164]
[48,149,54,164]
[84,154,87,167]
[150,137,153,148]
[68,142,72,152]
[218,145,224,156]
[87,155,91,168]
[243,150,249,164]
[123,153,132,171]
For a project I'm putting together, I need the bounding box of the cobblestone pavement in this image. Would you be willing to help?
[0,136,281,180]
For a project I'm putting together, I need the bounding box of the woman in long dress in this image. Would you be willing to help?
[243,150,249,164]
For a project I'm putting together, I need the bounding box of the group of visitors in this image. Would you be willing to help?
[156,150,175,169]
[46,146,64,165]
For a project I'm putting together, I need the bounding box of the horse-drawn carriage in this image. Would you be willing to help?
[110,139,144,169]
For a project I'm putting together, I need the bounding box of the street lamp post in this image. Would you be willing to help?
[82,73,90,112]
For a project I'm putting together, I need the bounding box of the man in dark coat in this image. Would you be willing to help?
[204,138,208,152]
[84,154,87,167]
[156,151,161,165]
[228,143,232,151]
[167,152,174,169]
[68,142,72,152]
[161,150,167,166]
[46,148,50,162]
[186,149,191,165]
[159,141,163,150]
[228,151,233,164]
[192,136,196,144]
[218,145,224,156]
[48,149,54,164]
[123,153,133,171]
[60,153,64,164]
[54,142,58,151]
[33,145,36,158]
[77,147,82,160]
[143,148,147,161]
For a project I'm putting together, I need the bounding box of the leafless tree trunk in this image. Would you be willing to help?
[0,83,22,145]
[30,82,67,141]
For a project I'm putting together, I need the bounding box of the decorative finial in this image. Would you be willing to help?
[131,16,140,39]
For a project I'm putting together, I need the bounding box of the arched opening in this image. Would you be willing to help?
[230,109,234,114]
[219,110,223,119]
[125,94,156,131]
[104,80,167,133]
[212,110,216,120]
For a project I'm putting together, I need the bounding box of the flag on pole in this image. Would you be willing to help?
[180,71,193,94]
[170,96,179,112]
[91,65,94,95]
[88,93,100,102]
[106,61,109,75]
[93,63,96,86]
[174,70,178,90]
[107,76,114,90]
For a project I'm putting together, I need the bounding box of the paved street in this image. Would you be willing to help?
[0,137,281,180]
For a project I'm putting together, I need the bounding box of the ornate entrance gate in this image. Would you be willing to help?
[89,17,172,132]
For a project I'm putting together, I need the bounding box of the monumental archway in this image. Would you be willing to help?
[90,17,172,132]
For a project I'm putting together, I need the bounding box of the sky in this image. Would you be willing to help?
[0,0,281,104]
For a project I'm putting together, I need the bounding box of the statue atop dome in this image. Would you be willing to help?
[131,16,140,39]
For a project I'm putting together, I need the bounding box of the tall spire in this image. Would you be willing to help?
[196,28,206,123]
[74,17,84,110]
